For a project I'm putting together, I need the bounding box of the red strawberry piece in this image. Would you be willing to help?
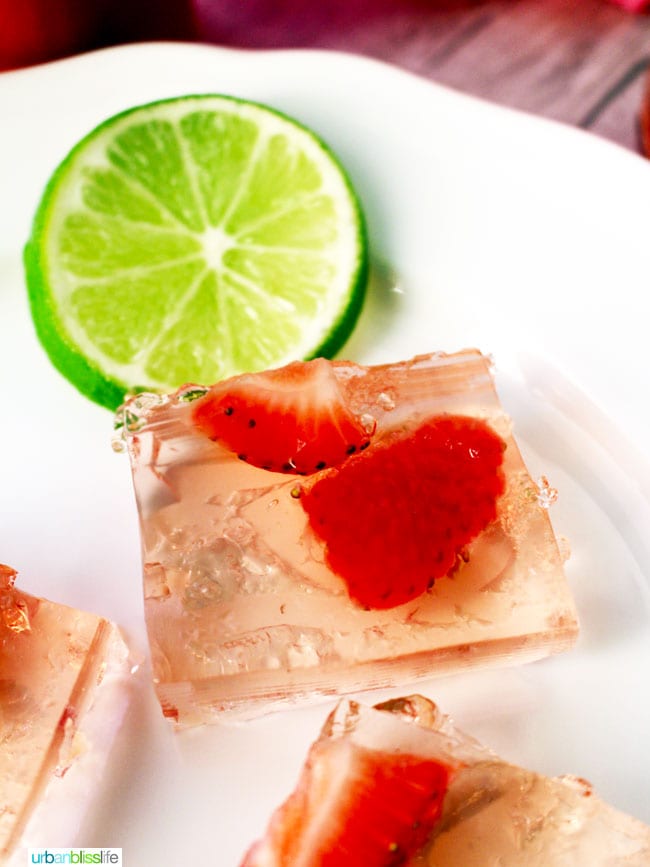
[300,415,506,609]
[192,359,371,475]
[241,739,452,867]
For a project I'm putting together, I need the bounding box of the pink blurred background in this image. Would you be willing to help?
[1,0,647,73]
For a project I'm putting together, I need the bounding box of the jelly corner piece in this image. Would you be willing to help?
[243,695,650,866]
[0,566,132,861]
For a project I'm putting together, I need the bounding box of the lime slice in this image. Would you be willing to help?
[24,95,368,410]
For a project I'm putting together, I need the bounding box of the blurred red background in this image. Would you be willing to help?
[0,0,196,71]
[2,0,649,73]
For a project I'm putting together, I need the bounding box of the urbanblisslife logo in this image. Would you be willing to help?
[28,850,122,865]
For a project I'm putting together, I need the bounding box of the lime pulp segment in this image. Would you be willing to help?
[24,95,368,409]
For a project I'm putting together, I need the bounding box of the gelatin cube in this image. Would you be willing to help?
[244,696,650,865]
[124,350,579,725]
[0,565,130,860]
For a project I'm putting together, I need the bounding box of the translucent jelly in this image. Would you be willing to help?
[124,350,578,725]
[243,695,650,865]
[0,565,130,860]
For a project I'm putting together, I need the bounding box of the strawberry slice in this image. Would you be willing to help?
[241,738,452,866]
[301,415,506,609]
[192,359,371,475]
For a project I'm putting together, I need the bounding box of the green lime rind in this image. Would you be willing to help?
[24,238,122,409]
[24,94,369,410]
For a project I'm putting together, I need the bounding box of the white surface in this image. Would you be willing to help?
[1,42,649,865]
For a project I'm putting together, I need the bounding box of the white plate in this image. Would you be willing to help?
[1,42,649,865]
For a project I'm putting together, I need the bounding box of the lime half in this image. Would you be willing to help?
[24,95,368,410]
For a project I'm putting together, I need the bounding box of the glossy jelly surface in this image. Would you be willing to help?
[124,351,578,725]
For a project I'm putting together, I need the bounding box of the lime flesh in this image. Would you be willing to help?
[24,95,368,409]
